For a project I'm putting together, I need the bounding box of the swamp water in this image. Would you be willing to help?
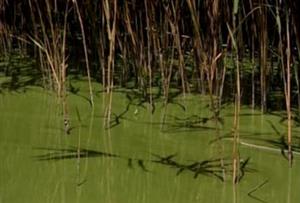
[0,80,300,203]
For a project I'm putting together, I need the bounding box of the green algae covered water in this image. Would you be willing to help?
[1,81,300,203]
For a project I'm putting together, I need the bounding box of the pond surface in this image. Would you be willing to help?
[1,82,300,203]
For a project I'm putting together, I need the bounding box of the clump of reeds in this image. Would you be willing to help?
[27,0,71,134]
[2,0,300,171]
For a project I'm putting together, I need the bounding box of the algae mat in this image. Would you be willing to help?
[1,85,300,203]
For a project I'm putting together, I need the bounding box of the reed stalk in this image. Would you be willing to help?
[258,0,268,113]
[228,0,241,183]
[73,0,94,107]
[275,0,293,165]
[285,7,292,166]
[144,0,153,108]
[103,0,117,93]
[28,0,70,134]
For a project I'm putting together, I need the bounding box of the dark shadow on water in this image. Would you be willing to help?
[151,154,235,181]
[101,87,184,129]
[105,102,131,129]
[161,125,217,134]
[33,146,120,161]
[103,107,221,133]
[0,54,42,93]
[266,120,300,159]
[223,113,263,118]
[268,110,300,127]
[160,114,220,133]
[68,81,80,94]
[34,147,254,182]
[68,81,93,107]
[247,179,269,203]
[137,159,150,172]
[239,157,251,182]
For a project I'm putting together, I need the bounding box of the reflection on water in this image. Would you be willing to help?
[1,86,300,202]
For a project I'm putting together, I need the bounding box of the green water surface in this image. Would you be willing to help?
[0,81,300,203]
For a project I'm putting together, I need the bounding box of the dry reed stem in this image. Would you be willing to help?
[73,0,94,107]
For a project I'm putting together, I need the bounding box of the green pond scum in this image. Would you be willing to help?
[0,78,299,203]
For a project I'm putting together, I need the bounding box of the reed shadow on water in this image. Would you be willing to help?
[0,56,42,93]
[103,110,219,133]
[159,114,219,133]
[97,87,184,129]
[33,147,254,182]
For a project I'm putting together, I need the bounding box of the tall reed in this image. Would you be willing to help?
[28,0,70,134]
[229,0,241,183]
[73,0,94,107]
